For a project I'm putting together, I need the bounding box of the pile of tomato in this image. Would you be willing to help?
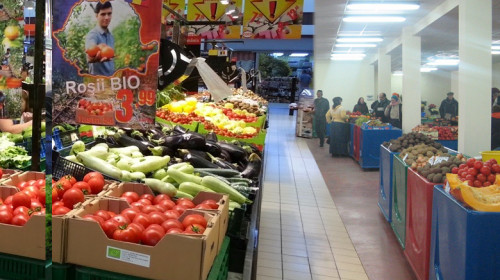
[201,122,259,138]
[78,99,114,116]
[52,172,106,215]
[0,177,46,226]
[156,110,205,124]
[221,108,258,123]
[452,158,500,187]
[83,191,218,246]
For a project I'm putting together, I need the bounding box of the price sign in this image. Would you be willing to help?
[52,0,162,128]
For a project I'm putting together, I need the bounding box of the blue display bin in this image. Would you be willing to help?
[349,123,355,158]
[391,155,408,249]
[378,145,397,222]
[436,140,458,151]
[359,128,402,169]
[429,186,500,280]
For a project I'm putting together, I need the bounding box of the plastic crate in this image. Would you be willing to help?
[75,266,146,280]
[378,145,396,222]
[359,128,402,169]
[404,168,440,280]
[361,123,393,130]
[49,262,76,280]
[435,140,458,151]
[207,237,230,280]
[52,156,115,181]
[391,155,408,249]
[226,207,247,238]
[16,139,46,159]
[0,252,46,280]
[429,186,500,280]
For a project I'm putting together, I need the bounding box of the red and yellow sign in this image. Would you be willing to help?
[243,0,303,39]
[162,0,186,37]
[187,0,243,39]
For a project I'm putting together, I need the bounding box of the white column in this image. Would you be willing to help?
[458,0,492,155]
[401,27,421,132]
[378,48,391,96]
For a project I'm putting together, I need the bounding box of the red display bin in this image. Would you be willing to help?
[404,168,439,280]
[353,125,361,161]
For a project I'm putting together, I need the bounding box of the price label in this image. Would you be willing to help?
[115,89,134,123]
[402,153,408,162]
[138,90,156,106]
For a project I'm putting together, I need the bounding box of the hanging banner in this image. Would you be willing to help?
[162,0,185,37]
[0,1,25,119]
[52,0,162,128]
[243,0,303,39]
[187,0,243,40]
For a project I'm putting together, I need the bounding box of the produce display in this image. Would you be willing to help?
[447,171,500,212]
[0,134,31,169]
[450,158,500,188]
[415,154,466,183]
[383,132,439,153]
[0,176,46,226]
[52,172,106,214]
[412,124,458,140]
[156,110,205,125]
[156,84,186,108]
[355,116,370,126]
[230,88,268,106]
[399,143,451,169]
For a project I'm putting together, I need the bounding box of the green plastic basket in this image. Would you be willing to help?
[48,262,76,280]
[207,236,230,280]
[155,117,199,132]
[0,253,46,280]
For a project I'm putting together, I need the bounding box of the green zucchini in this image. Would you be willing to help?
[142,178,177,197]
[179,182,214,196]
[130,156,170,174]
[175,191,194,200]
[77,152,122,179]
[229,201,242,211]
[201,176,251,204]
[194,168,241,178]
[167,168,203,185]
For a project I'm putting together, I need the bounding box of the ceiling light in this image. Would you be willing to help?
[290,53,309,57]
[335,43,377,48]
[220,0,229,4]
[347,3,420,11]
[330,54,366,61]
[492,46,500,50]
[392,71,403,76]
[272,52,284,57]
[343,16,406,23]
[420,67,438,72]
[336,37,383,43]
[492,51,500,55]
[427,59,459,66]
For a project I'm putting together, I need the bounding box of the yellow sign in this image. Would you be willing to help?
[243,0,303,39]
[187,0,243,39]
[162,0,185,24]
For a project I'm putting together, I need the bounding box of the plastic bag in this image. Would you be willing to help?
[195,57,232,102]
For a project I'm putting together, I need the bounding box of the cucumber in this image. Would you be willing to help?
[226,177,254,184]
[142,178,177,197]
[194,170,232,185]
[194,168,241,178]
[175,191,194,200]
[130,172,146,180]
[179,182,214,196]
[77,152,122,179]
[167,168,203,185]
[201,176,251,204]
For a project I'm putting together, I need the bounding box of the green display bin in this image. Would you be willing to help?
[0,252,46,280]
[49,262,75,280]
[155,117,199,132]
[207,237,230,280]
[391,155,409,249]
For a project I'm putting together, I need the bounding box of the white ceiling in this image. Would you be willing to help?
[315,0,500,71]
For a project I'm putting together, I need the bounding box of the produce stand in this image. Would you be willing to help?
[378,145,396,222]
[429,185,500,280]
[391,155,408,249]
[359,127,402,169]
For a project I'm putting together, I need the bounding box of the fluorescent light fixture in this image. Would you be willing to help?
[420,67,438,72]
[392,71,403,76]
[492,51,500,55]
[335,43,377,48]
[220,0,229,4]
[272,52,284,57]
[347,3,420,11]
[343,16,406,23]
[427,59,459,66]
[336,37,383,43]
[290,53,309,57]
[330,54,366,60]
[492,46,500,50]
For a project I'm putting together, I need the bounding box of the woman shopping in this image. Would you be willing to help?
[385,94,402,129]
[326,97,350,156]
[353,97,369,114]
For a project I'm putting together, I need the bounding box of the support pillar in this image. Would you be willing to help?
[378,48,391,96]
[401,27,421,132]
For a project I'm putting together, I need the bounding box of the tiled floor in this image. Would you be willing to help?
[257,104,415,280]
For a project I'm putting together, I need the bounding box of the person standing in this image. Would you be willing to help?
[371,93,390,122]
[86,1,115,76]
[326,97,350,156]
[439,92,458,120]
[492,105,500,150]
[385,95,402,129]
[298,69,311,94]
[492,88,500,107]
[313,90,330,147]
[353,97,369,114]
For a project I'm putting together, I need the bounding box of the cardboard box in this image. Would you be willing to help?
[98,182,155,198]
[192,192,230,252]
[0,185,46,260]
[1,171,45,188]
[0,169,22,183]
[63,197,220,280]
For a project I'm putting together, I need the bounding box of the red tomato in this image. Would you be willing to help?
[113,225,141,243]
[148,212,168,225]
[473,161,483,170]
[121,208,139,221]
[480,166,491,176]
[82,215,105,227]
[27,180,37,186]
[183,224,206,234]
[172,205,188,215]
[102,219,119,238]
[157,199,175,211]
[83,172,105,183]
[488,174,496,183]
[62,188,85,209]
[141,205,160,214]
[477,174,487,183]
[30,200,43,210]
[0,204,12,213]
[473,180,482,187]
[176,200,195,209]
[161,219,184,232]
[55,179,73,197]
[53,206,71,215]
[132,213,152,228]
[130,202,145,211]
[459,163,467,170]
[465,174,475,181]
[52,201,64,209]
[138,198,153,206]
[451,167,459,174]
[483,181,492,187]
[492,164,500,174]
[153,194,171,205]
[467,180,474,186]
[166,228,183,234]
[17,181,28,190]
[141,226,166,246]
[13,206,30,216]
[87,178,105,194]
[94,210,112,221]
[73,182,91,195]
[111,214,131,226]
[0,209,12,224]
[63,175,77,185]
[11,214,29,226]
[127,222,145,235]
[140,194,155,202]
[467,168,478,177]
[194,204,212,210]
[466,158,476,168]
[35,179,45,188]
[164,210,180,220]
[12,192,32,209]
[176,198,192,204]
[182,214,207,228]
[3,196,12,205]
[200,199,219,209]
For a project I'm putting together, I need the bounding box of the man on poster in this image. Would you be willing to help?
[85,1,115,76]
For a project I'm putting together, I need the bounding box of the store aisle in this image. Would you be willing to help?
[257,104,369,280]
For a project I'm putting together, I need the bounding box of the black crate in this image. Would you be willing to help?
[52,156,116,182]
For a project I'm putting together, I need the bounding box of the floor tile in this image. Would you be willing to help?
[282,262,311,273]
[257,267,283,278]
[283,270,313,280]
[309,265,339,277]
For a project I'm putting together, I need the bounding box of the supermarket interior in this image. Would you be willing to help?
[0,0,500,280]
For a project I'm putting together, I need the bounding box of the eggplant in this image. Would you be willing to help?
[218,142,247,162]
[207,153,238,170]
[114,133,154,155]
[204,141,222,157]
[177,149,210,161]
[205,132,218,142]
[161,132,206,150]
[131,130,148,142]
[241,153,262,179]
[219,149,232,163]
[94,136,107,144]
[173,125,187,134]
[147,128,164,140]
[121,127,134,136]
[182,152,220,168]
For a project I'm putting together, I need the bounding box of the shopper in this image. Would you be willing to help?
[385,94,402,129]
[492,87,500,107]
[371,93,390,122]
[86,1,115,76]
[313,90,330,147]
[439,92,458,120]
[353,97,369,114]
[326,97,349,156]
[492,105,500,150]
[298,69,311,94]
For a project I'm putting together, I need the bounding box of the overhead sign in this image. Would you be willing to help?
[162,0,186,37]
[52,0,162,128]
[243,0,303,39]
[187,0,243,39]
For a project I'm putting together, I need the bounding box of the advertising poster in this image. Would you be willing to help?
[187,0,242,40]
[162,0,186,38]
[0,1,25,119]
[243,0,303,39]
[52,0,162,128]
